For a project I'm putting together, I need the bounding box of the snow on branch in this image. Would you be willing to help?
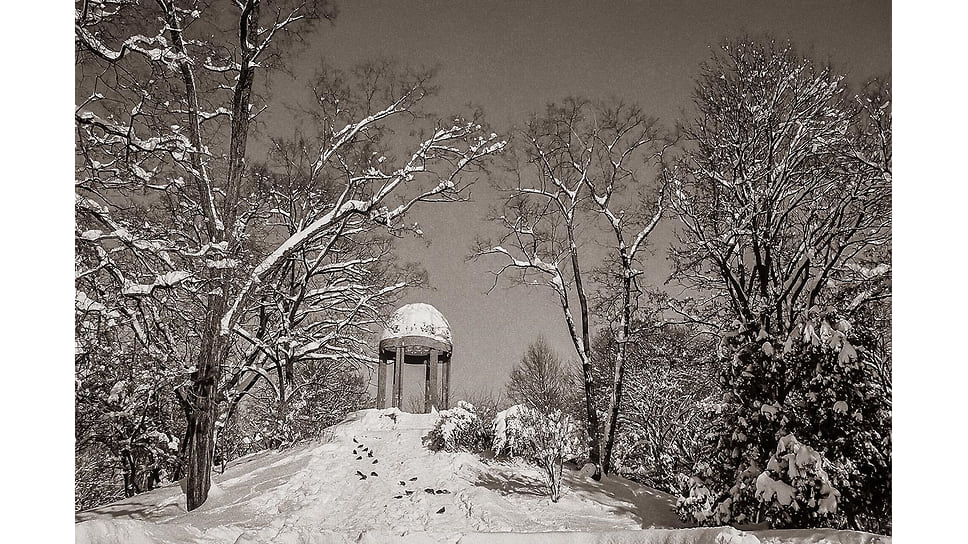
[122,271,193,297]
[221,122,505,335]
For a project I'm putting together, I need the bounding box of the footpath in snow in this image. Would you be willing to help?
[75,409,890,544]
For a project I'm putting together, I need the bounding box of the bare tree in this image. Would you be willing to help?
[475,98,667,476]
[473,105,600,472]
[579,103,669,474]
[668,38,891,336]
[506,336,577,415]
[214,130,427,447]
[75,1,505,509]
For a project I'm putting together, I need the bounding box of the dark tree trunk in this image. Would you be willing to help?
[601,273,632,475]
[567,224,602,479]
[185,295,231,511]
[181,0,260,511]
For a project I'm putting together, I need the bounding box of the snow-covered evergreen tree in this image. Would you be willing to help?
[677,310,891,531]
[670,37,891,533]
[754,434,840,527]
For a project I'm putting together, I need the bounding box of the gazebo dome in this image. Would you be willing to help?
[378,303,453,359]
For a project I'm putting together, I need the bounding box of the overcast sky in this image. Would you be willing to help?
[274,0,892,403]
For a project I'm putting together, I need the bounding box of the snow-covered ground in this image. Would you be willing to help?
[75,409,890,544]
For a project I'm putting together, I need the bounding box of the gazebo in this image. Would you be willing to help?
[377,303,453,412]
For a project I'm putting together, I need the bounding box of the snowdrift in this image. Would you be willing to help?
[75,409,890,544]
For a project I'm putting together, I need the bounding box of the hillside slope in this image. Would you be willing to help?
[75,409,889,544]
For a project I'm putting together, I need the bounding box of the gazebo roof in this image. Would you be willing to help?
[378,303,453,357]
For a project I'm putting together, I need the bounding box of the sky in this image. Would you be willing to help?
[266,0,892,402]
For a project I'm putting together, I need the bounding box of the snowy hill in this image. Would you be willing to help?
[75,409,889,544]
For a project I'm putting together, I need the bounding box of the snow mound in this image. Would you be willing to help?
[76,409,890,544]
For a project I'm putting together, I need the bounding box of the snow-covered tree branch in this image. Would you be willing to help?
[475,98,670,477]
[75,0,504,510]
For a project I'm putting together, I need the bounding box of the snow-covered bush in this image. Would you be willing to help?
[219,362,367,459]
[492,404,582,502]
[755,434,840,527]
[677,458,762,526]
[424,401,489,453]
[75,310,185,510]
[492,404,528,458]
[677,309,891,531]
[676,469,721,526]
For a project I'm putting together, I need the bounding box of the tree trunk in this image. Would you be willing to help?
[566,224,602,479]
[185,296,231,511]
[183,1,262,511]
[601,272,632,475]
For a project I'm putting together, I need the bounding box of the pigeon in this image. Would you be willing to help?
[353,438,359,444]
[399,481,407,487]
[405,490,414,496]
[356,471,367,480]
[368,452,374,458]
[353,449,358,455]
[372,459,378,464]
[393,495,403,499]
[370,471,378,477]
[356,456,362,460]
[436,507,445,514]
[424,488,434,494]
[435,489,450,495]
[409,477,417,481]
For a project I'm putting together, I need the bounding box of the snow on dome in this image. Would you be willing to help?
[380,303,453,349]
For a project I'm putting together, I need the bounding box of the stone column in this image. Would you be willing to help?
[442,358,451,409]
[376,357,387,409]
[426,349,439,413]
[392,346,404,408]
